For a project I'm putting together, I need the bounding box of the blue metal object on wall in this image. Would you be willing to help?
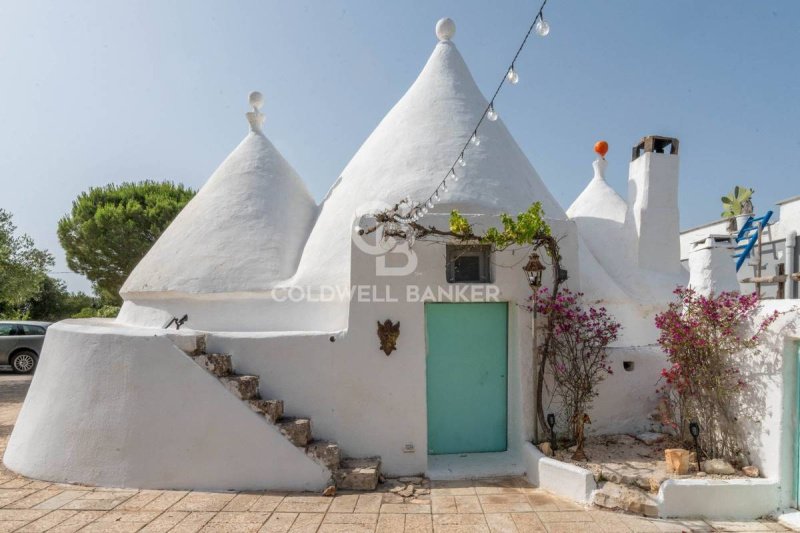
[733,211,774,272]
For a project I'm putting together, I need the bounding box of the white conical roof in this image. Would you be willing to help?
[567,158,627,223]
[292,19,565,289]
[121,93,317,297]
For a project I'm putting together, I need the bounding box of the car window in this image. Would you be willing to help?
[21,325,45,335]
[0,324,16,336]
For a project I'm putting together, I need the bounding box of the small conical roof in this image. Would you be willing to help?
[293,19,564,289]
[567,159,627,223]
[121,93,317,297]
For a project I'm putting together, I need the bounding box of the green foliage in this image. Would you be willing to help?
[481,202,551,249]
[721,186,754,218]
[0,209,54,317]
[58,181,195,305]
[448,210,473,237]
[72,305,120,319]
[25,277,97,322]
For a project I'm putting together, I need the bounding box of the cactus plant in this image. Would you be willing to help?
[721,186,754,218]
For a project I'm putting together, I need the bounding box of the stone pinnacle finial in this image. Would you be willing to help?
[246,91,265,133]
[436,18,455,41]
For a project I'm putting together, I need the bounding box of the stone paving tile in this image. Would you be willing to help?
[14,510,78,532]
[511,512,547,532]
[328,493,359,513]
[541,523,604,533]
[209,510,271,524]
[0,488,37,507]
[432,496,457,514]
[455,495,483,514]
[250,493,287,513]
[138,510,190,532]
[170,510,217,533]
[430,480,477,497]
[78,521,146,532]
[376,512,405,532]
[1,488,60,509]
[115,489,164,510]
[171,491,237,512]
[381,503,432,514]
[144,489,189,511]
[317,523,374,533]
[404,514,432,532]
[0,520,31,532]
[96,509,163,523]
[0,508,49,523]
[355,493,384,513]
[275,495,331,513]
[259,512,298,532]
[222,492,264,512]
[323,511,379,525]
[287,512,324,532]
[46,510,106,533]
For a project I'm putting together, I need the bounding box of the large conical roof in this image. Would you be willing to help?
[292,19,564,289]
[121,93,318,297]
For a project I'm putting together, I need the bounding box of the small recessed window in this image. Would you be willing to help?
[446,245,492,283]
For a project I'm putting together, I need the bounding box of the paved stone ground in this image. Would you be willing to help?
[0,374,790,532]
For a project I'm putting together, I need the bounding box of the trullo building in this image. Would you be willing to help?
[8,19,799,521]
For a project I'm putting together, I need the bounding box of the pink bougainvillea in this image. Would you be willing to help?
[654,287,779,462]
[530,287,621,441]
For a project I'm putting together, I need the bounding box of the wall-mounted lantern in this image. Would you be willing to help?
[689,421,701,471]
[546,412,557,451]
[523,254,546,289]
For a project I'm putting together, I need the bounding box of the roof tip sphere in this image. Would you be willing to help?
[435,18,455,41]
[248,91,264,110]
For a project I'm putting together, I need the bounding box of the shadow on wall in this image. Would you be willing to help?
[738,309,799,474]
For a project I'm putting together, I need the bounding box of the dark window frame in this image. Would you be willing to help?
[446,244,493,283]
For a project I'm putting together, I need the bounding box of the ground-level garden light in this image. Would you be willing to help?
[547,413,557,451]
[689,421,701,471]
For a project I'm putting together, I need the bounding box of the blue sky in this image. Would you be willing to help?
[1,0,798,293]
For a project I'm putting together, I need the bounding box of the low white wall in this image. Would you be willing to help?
[4,320,331,491]
[523,443,596,503]
[658,479,780,519]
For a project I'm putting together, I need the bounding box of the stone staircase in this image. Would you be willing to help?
[185,348,381,490]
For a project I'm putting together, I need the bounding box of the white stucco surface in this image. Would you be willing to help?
[3,320,331,491]
[292,27,566,296]
[687,236,740,295]
[523,443,597,504]
[121,118,317,298]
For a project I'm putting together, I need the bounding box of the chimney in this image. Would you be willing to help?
[627,135,681,274]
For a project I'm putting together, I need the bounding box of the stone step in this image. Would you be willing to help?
[306,441,341,470]
[277,418,311,447]
[192,353,233,377]
[592,482,659,518]
[219,375,260,400]
[248,399,284,423]
[334,457,381,491]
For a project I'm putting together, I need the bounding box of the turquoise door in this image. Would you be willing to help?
[426,302,508,455]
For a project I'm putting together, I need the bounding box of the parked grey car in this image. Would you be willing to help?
[0,321,50,374]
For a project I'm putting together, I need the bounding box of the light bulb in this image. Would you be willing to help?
[507,67,519,85]
[421,206,428,215]
[470,132,480,146]
[535,18,550,37]
[427,199,434,209]
[442,181,449,192]
[452,171,459,182]
[434,189,440,201]
[486,105,498,121]
[458,153,466,167]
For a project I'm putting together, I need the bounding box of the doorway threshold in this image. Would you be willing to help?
[427,450,525,480]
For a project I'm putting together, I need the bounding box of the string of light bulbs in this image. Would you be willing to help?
[395,0,551,226]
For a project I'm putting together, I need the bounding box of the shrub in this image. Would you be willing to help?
[655,287,779,463]
[533,287,621,441]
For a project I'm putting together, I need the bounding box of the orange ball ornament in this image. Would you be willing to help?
[594,140,609,158]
